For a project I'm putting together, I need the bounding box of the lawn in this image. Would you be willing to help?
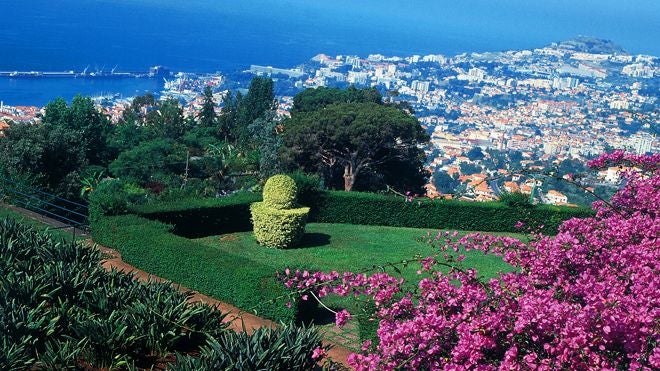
[196,223,519,284]
[196,223,522,348]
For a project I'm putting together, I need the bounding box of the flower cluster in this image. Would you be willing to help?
[281,152,660,370]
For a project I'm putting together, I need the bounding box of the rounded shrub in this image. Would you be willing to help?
[262,174,298,209]
[251,174,309,248]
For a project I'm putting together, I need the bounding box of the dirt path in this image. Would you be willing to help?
[2,203,353,368]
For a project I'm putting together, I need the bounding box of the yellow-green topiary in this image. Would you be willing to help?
[262,174,298,209]
[251,174,310,248]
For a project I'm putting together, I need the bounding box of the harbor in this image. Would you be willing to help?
[0,66,171,79]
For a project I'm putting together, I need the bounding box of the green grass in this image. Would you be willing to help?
[195,223,521,348]
[0,206,82,241]
[196,223,518,284]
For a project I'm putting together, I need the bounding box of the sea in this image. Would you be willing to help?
[1,0,658,106]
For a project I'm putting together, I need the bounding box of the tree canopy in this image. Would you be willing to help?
[282,102,429,192]
[292,86,382,113]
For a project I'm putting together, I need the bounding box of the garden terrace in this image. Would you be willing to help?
[91,190,591,347]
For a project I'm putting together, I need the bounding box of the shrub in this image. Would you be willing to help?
[171,324,328,371]
[262,174,298,209]
[88,179,146,221]
[309,191,592,234]
[287,170,324,206]
[130,192,259,238]
[251,174,310,248]
[498,191,533,208]
[0,216,230,369]
[250,202,310,248]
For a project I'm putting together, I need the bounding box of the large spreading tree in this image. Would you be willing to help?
[282,102,429,192]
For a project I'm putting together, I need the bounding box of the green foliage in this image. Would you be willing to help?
[467,146,485,161]
[0,216,230,369]
[262,174,298,209]
[91,214,300,323]
[252,174,310,248]
[460,162,483,175]
[433,170,460,194]
[292,86,383,113]
[308,191,593,235]
[287,171,324,206]
[172,325,327,371]
[227,76,275,146]
[498,191,533,208]
[109,138,187,185]
[251,202,310,248]
[88,179,146,221]
[198,85,217,128]
[282,101,429,192]
[248,110,282,177]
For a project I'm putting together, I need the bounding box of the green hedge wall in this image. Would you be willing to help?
[133,191,593,237]
[308,192,594,235]
[130,192,261,238]
[91,214,301,323]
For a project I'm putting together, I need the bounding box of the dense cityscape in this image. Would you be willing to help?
[1,37,657,206]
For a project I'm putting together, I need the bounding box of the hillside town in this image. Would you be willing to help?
[1,38,657,206]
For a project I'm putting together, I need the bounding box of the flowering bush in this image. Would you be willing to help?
[281,152,659,370]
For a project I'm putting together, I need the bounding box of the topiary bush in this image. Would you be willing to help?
[251,175,310,248]
[262,174,298,209]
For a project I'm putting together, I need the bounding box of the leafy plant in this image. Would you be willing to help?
[172,324,327,371]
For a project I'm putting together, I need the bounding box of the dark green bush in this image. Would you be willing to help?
[171,324,327,371]
[498,191,533,208]
[308,191,593,234]
[287,170,324,206]
[0,216,230,369]
[88,179,146,221]
[130,192,260,238]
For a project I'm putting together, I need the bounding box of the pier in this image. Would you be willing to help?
[0,66,171,79]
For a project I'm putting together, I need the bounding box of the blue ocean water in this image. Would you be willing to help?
[0,0,658,106]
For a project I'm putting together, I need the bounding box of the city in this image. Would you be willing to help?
[3,37,656,206]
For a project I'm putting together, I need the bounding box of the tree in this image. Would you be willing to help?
[433,170,459,193]
[292,86,382,113]
[145,98,187,139]
[248,110,281,177]
[466,146,484,161]
[109,139,187,185]
[235,77,275,146]
[459,162,483,175]
[198,85,217,128]
[218,91,242,142]
[282,102,428,191]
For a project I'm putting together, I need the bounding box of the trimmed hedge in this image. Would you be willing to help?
[133,191,592,237]
[251,203,310,248]
[130,192,260,238]
[308,192,594,235]
[91,215,302,323]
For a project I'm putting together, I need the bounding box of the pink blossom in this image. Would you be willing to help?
[280,152,660,370]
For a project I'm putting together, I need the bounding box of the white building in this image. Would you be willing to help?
[545,190,568,205]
